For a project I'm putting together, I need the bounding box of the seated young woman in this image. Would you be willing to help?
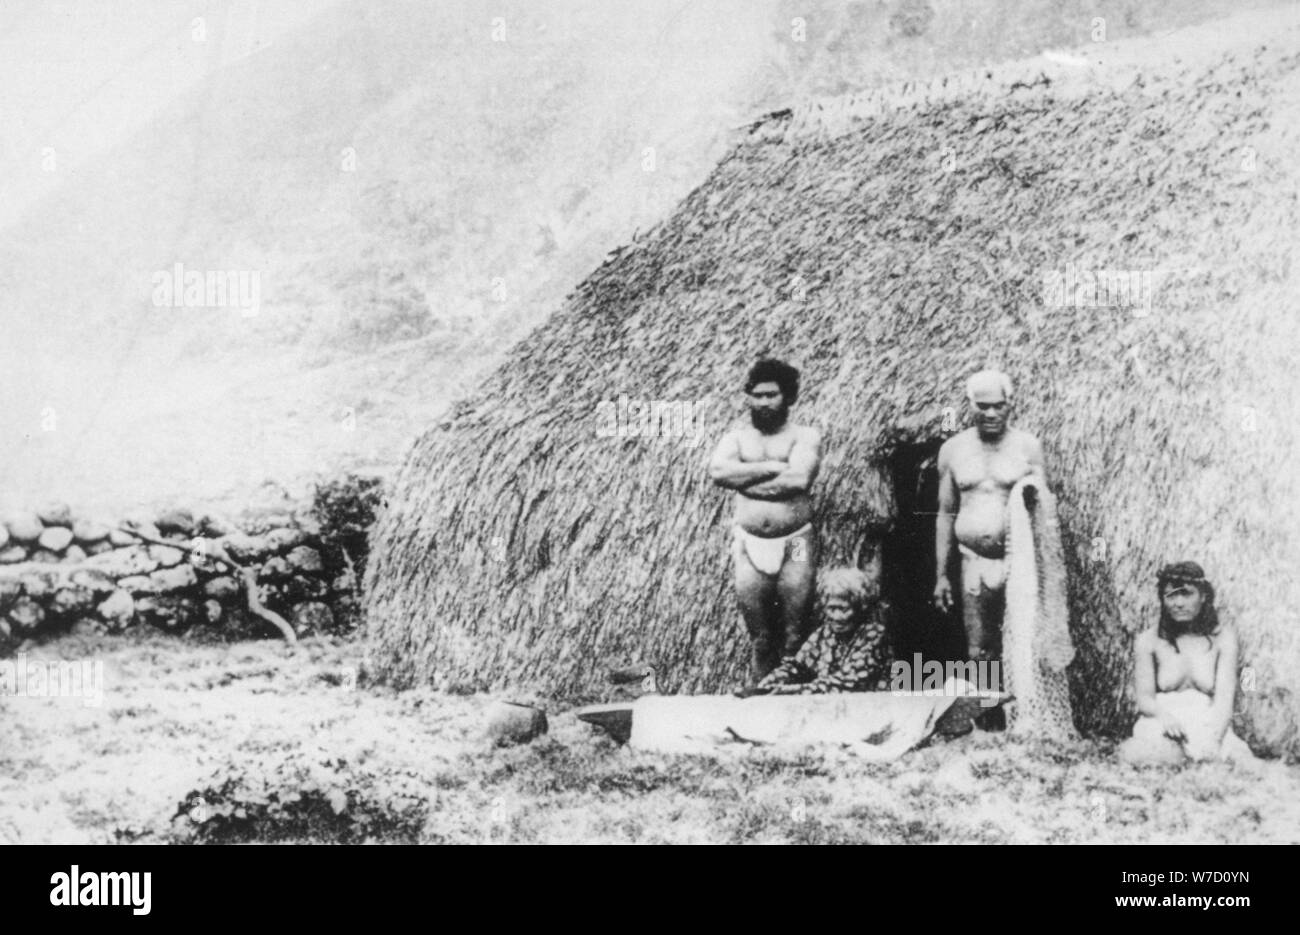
[746,566,893,696]
[1119,560,1255,765]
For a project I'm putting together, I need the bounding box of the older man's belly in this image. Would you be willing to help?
[735,493,813,537]
[954,491,1009,558]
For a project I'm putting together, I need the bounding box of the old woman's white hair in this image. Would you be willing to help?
[816,566,880,612]
[966,369,1014,403]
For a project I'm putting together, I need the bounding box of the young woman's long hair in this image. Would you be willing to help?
[1156,560,1220,651]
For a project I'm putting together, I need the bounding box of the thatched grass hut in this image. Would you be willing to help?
[365,13,1300,755]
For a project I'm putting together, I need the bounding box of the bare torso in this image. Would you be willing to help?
[947,427,1039,558]
[1150,632,1220,695]
[732,424,815,536]
[1120,624,1243,765]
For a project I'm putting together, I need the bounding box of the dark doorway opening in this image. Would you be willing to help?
[882,442,966,666]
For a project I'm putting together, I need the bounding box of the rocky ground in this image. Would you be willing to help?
[2,631,1297,844]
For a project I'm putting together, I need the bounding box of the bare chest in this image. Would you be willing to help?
[1153,638,1219,692]
[952,442,1032,491]
[735,428,798,462]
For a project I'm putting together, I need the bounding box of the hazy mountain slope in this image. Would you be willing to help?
[0,0,1280,513]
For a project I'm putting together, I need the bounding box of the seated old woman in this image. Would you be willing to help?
[749,567,893,695]
[1119,561,1255,765]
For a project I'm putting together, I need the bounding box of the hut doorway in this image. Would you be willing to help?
[882,441,966,665]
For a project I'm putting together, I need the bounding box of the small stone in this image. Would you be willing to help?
[84,540,114,556]
[224,534,272,562]
[36,502,72,527]
[485,701,548,746]
[29,549,61,563]
[293,511,323,538]
[6,512,44,542]
[147,545,185,568]
[332,571,356,593]
[108,528,139,547]
[0,545,28,564]
[72,520,110,543]
[117,575,156,594]
[98,590,135,628]
[37,526,74,552]
[285,545,323,574]
[290,601,333,635]
[121,517,161,540]
[70,568,116,594]
[265,528,306,553]
[203,575,241,600]
[149,564,198,593]
[85,545,160,578]
[8,597,45,632]
[203,599,223,624]
[244,512,294,536]
[63,544,87,563]
[70,617,105,637]
[19,570,56,598]
[51,587,96,616]
[260,556,292,580]
[155,507,196,537]
[0,579,22,608]
[135,595,198,630]
[198,514,238,537]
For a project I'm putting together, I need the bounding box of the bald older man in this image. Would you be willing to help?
[933,370,1047,667]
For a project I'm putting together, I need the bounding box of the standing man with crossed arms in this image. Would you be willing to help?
[709,359,823,679]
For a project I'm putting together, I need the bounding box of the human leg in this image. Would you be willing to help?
[1119,716,1187,766]
[734,539,781,678]
[775,526,817,658]
[960,554,1003,665]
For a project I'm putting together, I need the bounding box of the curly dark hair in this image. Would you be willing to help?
[744,358,800,405]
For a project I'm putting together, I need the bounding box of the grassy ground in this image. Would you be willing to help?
[1,631,1296,844]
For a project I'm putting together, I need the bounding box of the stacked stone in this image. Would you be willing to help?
[0,502,359,644]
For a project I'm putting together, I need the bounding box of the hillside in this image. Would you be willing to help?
[0,0,1283,515]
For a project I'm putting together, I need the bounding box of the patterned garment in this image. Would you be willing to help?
[758,604,893,694]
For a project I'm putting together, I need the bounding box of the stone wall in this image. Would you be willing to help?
[0,477,381,649]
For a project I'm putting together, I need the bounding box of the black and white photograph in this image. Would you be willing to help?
[0,0,1297,864]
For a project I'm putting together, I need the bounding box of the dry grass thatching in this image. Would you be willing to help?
[365,12,1300,755]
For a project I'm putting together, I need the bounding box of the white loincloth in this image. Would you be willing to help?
[733,523,812,576]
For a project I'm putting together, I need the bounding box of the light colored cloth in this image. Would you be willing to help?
[732,523,812,576]
[1002,475,1078,739]
[959,545,1006,594]
[628,677,977,759]
[1129,689,1256,762]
